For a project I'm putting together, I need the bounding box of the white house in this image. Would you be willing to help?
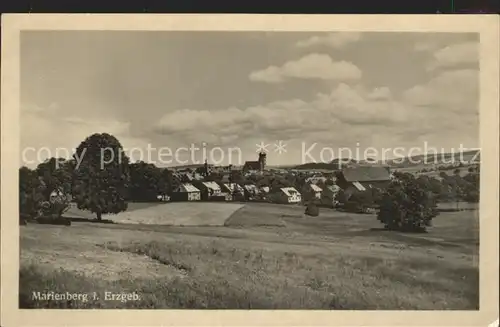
[310,183,323,199]
[222,183,245,195]
[199,181,223,200]
[278,187,302,204]
[171,183,201,201]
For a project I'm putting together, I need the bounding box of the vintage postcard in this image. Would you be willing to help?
[1,14,499,327]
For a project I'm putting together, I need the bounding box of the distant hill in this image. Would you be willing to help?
[293,158,358,170]
[292,162,340,170]
[389,149,480,167]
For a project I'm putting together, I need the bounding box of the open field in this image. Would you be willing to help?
[65,202,244,226]
[20,202,479,309]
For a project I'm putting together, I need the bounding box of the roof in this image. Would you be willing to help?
[310,184,323,192]
[177,183,200,193]
[223,183,244,192]
[352,181,367,191]
[341,166,391,182]
[202,181,221,191]
[243,184,257,191]
[280,187,301,197]
[243,161,261,170]
[305,176,327,184]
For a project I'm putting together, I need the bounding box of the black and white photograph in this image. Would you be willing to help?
[1,14,499,327]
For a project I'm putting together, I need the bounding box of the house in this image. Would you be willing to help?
[220,183,245,201]
[305,175,327,185]
[260,186,270,194]
[197,181,224,201]
[221,183,244,195]
[320,184,341,208]
[243,184,259,200]
[301,183,322,202]
[170,183,201,201]
[274,187,302,204]
[336,166,391,200]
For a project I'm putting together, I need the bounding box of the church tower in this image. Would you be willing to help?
[258,151,267,173]
[204,159,209,177]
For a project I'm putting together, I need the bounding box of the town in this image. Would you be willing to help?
[16,28,483,312]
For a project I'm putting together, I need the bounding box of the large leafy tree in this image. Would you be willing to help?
[72,133,130,220]
[129,161,163,201]
[377,172,439,232]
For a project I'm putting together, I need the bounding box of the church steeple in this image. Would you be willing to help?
[204,158,209,177]
[258,151,266,173]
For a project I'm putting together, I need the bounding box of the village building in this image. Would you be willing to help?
[242,184,260,201]
[170,183,201,201]
[196,181,224,201]
[320,184,341,208]
[243,151,266,174]
[220,183,245,201]
[305,175,327,185]
[301,183,323,202]
[336,166,391,199]
[274,187,302,204]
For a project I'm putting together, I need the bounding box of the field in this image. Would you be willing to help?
[65,202,244,226]
[20,202,479,309]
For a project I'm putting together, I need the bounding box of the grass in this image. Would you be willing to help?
[20,203,479,309]
[65,202,244,226]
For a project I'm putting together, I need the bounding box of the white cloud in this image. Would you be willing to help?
[154,83,415,151]
[367,87,392,100]
[21,104,151,167]
[296,32,362,49]
[249,53,362,83]
[402,69,479,111]
[154,64,479,165]
[426,42,479,71]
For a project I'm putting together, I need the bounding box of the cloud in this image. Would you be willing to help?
[402,69,479,111]
[153,83,415,149]
[367,87,392,100]
[426,42,479,71]
[296,32,362,49]
[21,104,151,167]
[153,64,479,164]
[249,53,362,83]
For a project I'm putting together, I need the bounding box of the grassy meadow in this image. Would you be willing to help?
[20,202,479,309]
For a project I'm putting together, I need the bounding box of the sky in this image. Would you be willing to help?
[20,31,479,168]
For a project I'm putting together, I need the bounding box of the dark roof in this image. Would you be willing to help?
[341,166,390,182]
[243,161,261,170]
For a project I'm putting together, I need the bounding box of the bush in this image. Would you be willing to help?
[346,190,377,213]
[377,172,439,232]
[305,203,319,216]
[19,167,46,219]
